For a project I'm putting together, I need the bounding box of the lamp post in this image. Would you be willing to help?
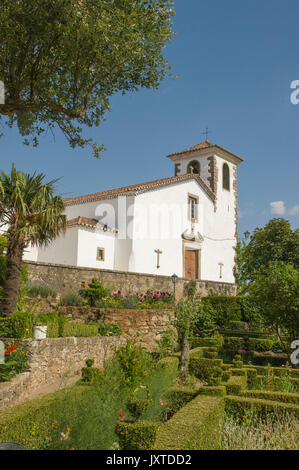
[171,273,178,302]
[244,230,250,240]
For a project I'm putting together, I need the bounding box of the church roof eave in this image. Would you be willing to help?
[64,173,216,207]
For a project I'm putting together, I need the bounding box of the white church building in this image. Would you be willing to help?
[24,140,243,284]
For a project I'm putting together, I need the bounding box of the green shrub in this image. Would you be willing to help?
[188,357,223,384]
[27,284,57,299]
[113,337,151,387]
[59,293,83,307]
[98,322,122,337]
[79,278,108,307]
[202,296,241,327]
[223,336,245,352]
[35,313,60,338]
[155,395,225,450]
[81,359,102,384]
[10,311,35,339]
[190,337,219,348]
[0,317,11,337]
[247,338,274,352]
[223,375,247,396]
[156,356,179,373]
[61,322,98,338]
[115,420,158,450]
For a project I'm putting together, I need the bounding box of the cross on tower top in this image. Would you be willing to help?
[202,127,212,140]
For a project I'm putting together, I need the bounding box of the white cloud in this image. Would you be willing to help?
[270,201,286,215]
[289,205,299,216]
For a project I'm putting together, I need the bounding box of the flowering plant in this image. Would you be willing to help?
[0,341,29,382]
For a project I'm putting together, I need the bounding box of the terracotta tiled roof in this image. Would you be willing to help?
[67,216,117,233]
[64,172,215,206]
[67,216,99,228]
[167,140,244,162]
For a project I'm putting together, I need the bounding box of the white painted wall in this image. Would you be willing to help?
[76,226,115,269]
[37,227,78,266]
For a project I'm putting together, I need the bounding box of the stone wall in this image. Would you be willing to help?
[25,260,237,298]
[57,307,174,350]
[0,336,124,410]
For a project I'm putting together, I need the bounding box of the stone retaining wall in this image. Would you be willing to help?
[0,336,124,410]
[25,260,237,298]
[57,307,174,350]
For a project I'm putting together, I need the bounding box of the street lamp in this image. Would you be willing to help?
[171,273,178,301]
[244,230,250,240]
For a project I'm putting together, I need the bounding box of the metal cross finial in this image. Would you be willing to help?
[202,127,212,140]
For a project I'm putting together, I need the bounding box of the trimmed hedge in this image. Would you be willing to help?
[223,375,247,396]
[115,420,158,450]
[198,386,226,397]
[61,322,98,338]
[0,312,35,339]
[157,356,179,372]
[241,390,299,405]
[225,395,299,418]
[163,386,198,419]
[155,395,225,450]
[190,337,219,348]
[247,338,274,353]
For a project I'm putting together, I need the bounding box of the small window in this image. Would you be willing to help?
[187,160,200,175]
[96,247,105,261]
[188,196,198,220]
[223,163,230,190]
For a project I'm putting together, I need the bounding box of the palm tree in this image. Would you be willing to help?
[0,164,66,317]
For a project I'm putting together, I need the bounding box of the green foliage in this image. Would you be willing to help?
[61,322,98,338]
[115,420,158,450]
[184,280,197,300]
[127,386,151,421]
[242,218,299,282]
[97,322,122,337]
[247,338,274,353]
[223,336,246,352]
[242,389,299,405]
[224,375,247,396]
[27,284,57,299]
[81,359,102,384]
[155,395,225,450]
[188,356,223,382]
[192,298,218,337]
[59,293,82,307]
[114,337,151,387]
[160,386,197,420]
[0,164,66,316]
[202,296,242,328]
[248,261,299,343]
[79,278,108,307]
[233,240,248,292]
[0,0,175,157]
[9,311,35,339]
[154,327,177,358]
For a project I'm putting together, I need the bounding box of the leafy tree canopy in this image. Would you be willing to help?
[240,218,299,283]
[248,261,299,345]
[0,0,175,157]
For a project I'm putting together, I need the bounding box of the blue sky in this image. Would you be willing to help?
[1,0,299,238]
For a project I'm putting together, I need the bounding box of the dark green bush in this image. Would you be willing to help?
[79,278,108,307]
[202,296,241,327]
[27,284,57,299]
[225,395,299,419]
[98,322,122,336]
[247,338,274,352]
[162,386,197,420]
[223,336,245,352]
[81,359,102,384]
[115,420,158,450]
[188,356,223,382]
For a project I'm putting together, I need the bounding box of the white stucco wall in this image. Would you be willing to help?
[36,227,78,266]
[76,226,115,270]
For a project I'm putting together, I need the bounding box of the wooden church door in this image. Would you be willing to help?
[184,250,198,279]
